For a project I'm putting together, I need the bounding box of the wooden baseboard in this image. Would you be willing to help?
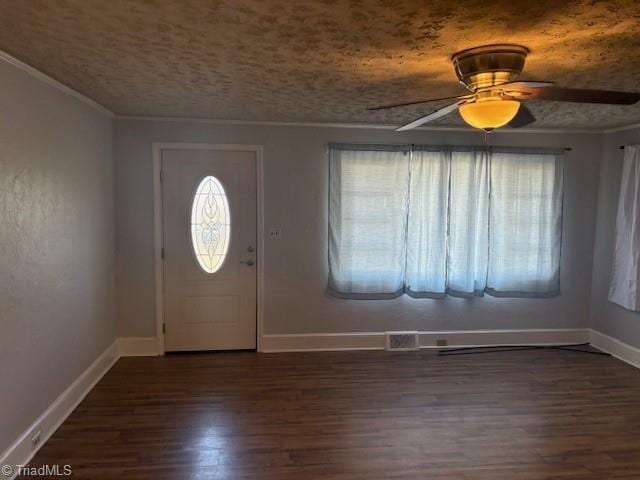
[590,329,640,369]
[0,341,119,479]
[0,336,163,478]
[260,329,590,353]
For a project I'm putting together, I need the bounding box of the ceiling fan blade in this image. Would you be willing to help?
[368,93,473,111]
[508,104,536,128]
[495,80,555,90]
[520,87,640,105]
[396,100,466,131]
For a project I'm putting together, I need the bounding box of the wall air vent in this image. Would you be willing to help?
[386,332,420,351]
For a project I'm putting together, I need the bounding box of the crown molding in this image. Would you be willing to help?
[0,50,114,118]
[115,115,602,135]
[116,115,481,132]
[603,122,640,134]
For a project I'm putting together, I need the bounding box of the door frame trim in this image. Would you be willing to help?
[152,143,265,353]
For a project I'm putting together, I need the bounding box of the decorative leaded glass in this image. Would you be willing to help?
[190,176,231,273]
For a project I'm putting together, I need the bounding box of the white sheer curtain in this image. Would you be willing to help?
[328,144,564,299]
[405,150,450,295]
[405,148,489,297]
[328,147,410,297]
[487,149,563,296]
[444,150,489,296]
[608,145,640,311]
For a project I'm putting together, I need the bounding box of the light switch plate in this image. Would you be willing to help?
[268,228,282,240]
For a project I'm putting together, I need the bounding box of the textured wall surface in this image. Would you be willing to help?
[590,127,640,349]
[0,60,115,454]
[1,0,639,128]
[115,119,601,338]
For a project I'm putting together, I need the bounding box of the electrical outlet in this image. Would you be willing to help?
[31,429,42,449]
[268,228,282,240]
[436,339,448,347]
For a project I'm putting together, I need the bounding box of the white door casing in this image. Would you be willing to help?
[161,147,258,351]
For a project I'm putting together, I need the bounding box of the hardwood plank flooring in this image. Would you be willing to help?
[21,349,640,479]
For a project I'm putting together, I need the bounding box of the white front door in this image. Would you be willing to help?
[162,148,257,351]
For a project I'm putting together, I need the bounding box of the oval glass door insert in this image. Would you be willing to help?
[190,176,231,273]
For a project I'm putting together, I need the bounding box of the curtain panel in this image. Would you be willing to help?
[328,144,564,299]
[608,145,640,311]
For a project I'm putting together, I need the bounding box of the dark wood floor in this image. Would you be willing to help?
[23,349,640,479]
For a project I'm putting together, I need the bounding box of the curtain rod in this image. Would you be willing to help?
[330,143,573,152]
[407,144,573,151]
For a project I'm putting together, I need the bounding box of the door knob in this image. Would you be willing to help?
[240,259,255,266]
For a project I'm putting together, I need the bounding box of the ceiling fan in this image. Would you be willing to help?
[369,44,640,132]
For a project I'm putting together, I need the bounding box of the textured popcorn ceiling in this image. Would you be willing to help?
[1,0,640,128]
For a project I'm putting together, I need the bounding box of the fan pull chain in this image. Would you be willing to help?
[483,130,491,149]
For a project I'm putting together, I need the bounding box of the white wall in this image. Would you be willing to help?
[0,60,115,453]
[115,119,602,338]
[590,126,640,349]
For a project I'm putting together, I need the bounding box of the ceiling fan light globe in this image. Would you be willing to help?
[459,99,521,130]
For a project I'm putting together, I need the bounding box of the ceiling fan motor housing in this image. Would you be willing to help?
[452,44,529,91]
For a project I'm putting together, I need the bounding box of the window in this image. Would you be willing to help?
[328,144,563,299]
[190,176,231,274]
